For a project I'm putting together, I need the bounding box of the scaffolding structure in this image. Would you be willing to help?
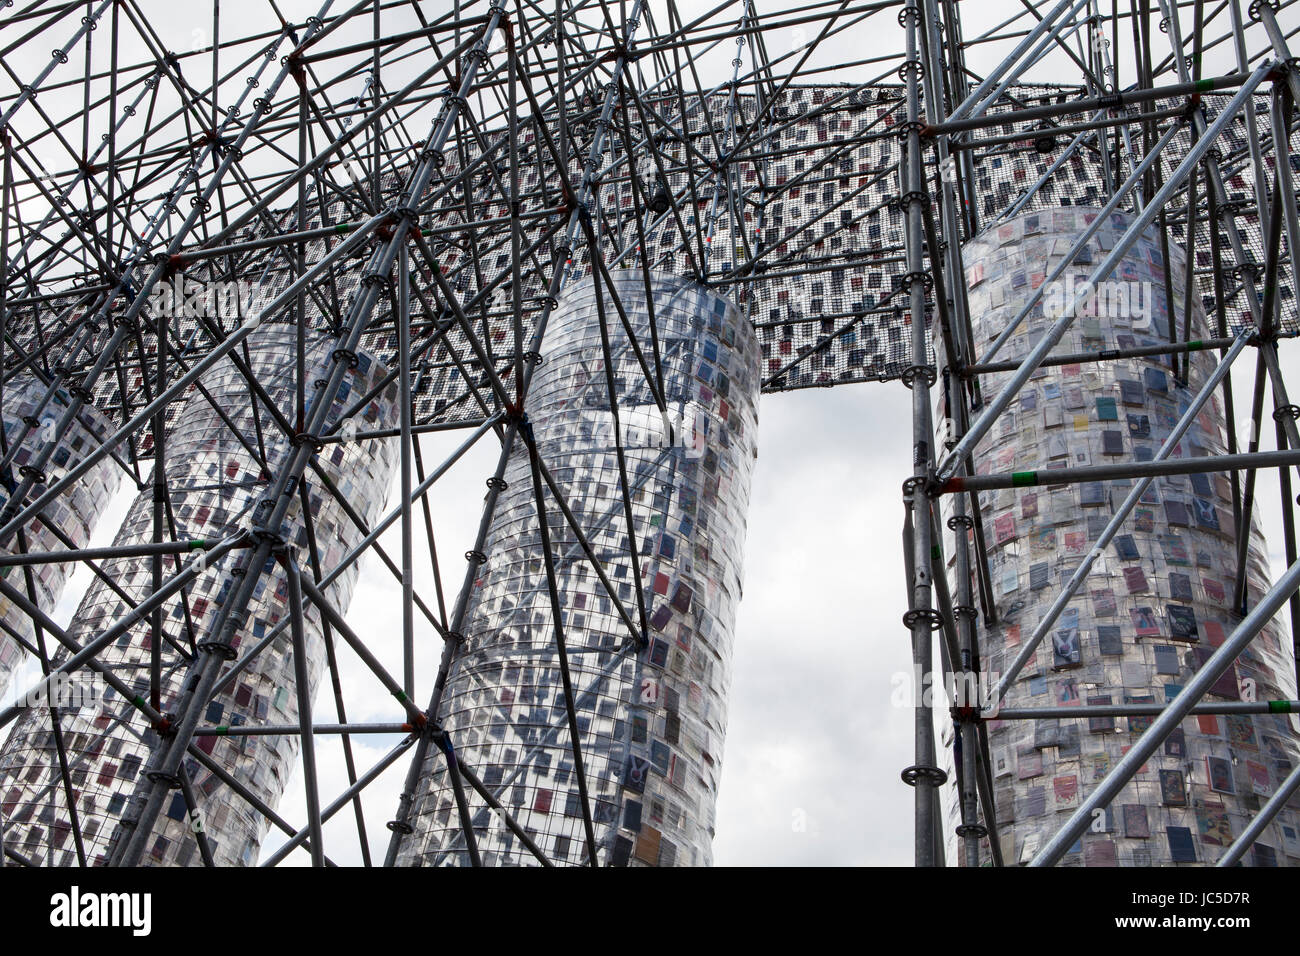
[0,0,1298,866]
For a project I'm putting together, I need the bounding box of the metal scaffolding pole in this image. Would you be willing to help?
[899,0,944,868]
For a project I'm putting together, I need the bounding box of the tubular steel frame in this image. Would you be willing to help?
[0,0,1296,867]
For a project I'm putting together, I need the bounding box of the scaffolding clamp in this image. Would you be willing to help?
[903,607,943,632]
[1266,61,1294,84]
[901,764,947,787]
[1249,0,1282,22]
[600,42,637,64]
[331,346,360,369]
[900,362,936,390]
[145,768,182,789]
[199,625,240,661]
[895,119,926,141]
[17,463,46,484]
[290,430,325,451]
[901,475,927,502]
[251,524,291,555]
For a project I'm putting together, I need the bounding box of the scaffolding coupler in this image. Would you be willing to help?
[901,764,948,787]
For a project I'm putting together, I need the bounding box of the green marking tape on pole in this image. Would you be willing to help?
[1011,471,1038,488]
[132,695,147,710]
[1187,339,1204,351]
[215,725,230,736]
[1269,700,1294,714]
[1196,78,1215,93]
[930,545,940,560]
[394,690,409,704]
[188,539,207,550]
[335,223,353,234]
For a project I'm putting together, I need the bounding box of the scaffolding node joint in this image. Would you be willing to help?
[901,363,937,390]
[903,607,944,632]
[145,768,182,790]
[1250,0,1283,22]
[901,764,948,787]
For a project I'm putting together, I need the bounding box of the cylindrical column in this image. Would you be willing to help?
[941,208,1300,866]
[0,326,397,866]
[397,271,760,866]
[0,380,121,700]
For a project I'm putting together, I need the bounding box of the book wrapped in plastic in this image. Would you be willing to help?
[0,380,121,702]
[938,208,1300,866]
[397,271,760,866]
[0,325,397,866]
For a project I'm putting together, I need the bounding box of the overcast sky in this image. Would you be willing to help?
[6,0,1300,866]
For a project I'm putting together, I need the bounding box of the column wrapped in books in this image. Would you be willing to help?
[398,271,760,866]
[0,379,121,701]
[0,325,397,865]
[939,208,1300,866]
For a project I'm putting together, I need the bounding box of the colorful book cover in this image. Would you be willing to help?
[1226,714,1258,750]
[1195,804,1232,847]
[1164,726,1186,758]
[1206,755,1235,795]
[1122,566,1149,594]
[1167,826,1197,863]
[1126,693,1156,733]
[1053,774,1080,811]
[1246,759,1271,796]
[1017,749,1043,780]
[1166,604,1198,641]
[1123,804,1151,839]
[1130,606,1160,637]
[1160,769,1188,807]
[1052,627,1081,668]
[1088,751,1111,782]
